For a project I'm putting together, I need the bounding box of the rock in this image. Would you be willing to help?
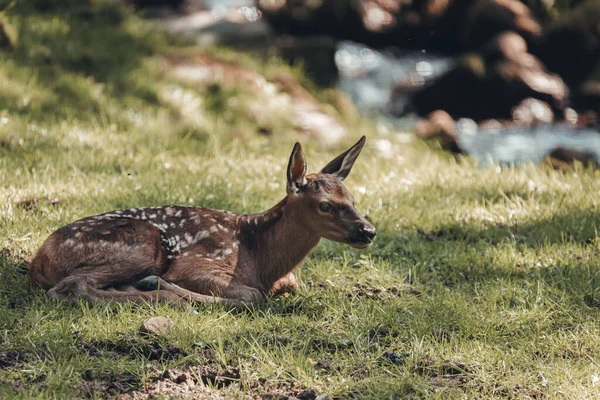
[549,147,597,165]
[297,389,318,400]
[534,0,600,87]
[259,0,540,52]
[414,110,458,150]
[511,98,554,124]
[479,31,528,63]
[139,316,174,336]
[410,41,568,121]
[175,372,195,388]
[379,350,408,365]
[460,0,541,50]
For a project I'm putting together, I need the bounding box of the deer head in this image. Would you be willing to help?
[285,136,376,248]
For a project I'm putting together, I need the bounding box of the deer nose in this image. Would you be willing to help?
[361,224,376,240]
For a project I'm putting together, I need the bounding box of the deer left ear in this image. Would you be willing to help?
[287,142,307,194]
[320,136,366,181]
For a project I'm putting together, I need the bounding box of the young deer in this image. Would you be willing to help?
[29,136,375,307]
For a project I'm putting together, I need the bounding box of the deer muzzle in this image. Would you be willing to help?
[347,222,376,248]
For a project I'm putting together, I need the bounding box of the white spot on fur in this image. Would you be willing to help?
[223,248,232,256]
[183,252,189,257]
[209,226,218,233]
[166,207,174,216]
[150,214,157,219]
[184,233,193,243]
[175,210,182,218]
[194,231,209,241]
[170,222,176,228]
[115,210,123,214]
[179,219,186,227]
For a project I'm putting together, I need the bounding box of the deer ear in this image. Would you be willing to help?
[320,136,366,181]
[287,142,307,194]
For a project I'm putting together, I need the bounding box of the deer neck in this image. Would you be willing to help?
[240,197,320,289]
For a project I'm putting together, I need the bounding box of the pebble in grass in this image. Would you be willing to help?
[139,316,174,336]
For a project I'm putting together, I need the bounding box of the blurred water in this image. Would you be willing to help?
[456,120,600,165]
[203,0,255,10]
[335,41,454,118]
[335,40,600,165]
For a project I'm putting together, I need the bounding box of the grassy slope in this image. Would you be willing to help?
[1,1,600,398]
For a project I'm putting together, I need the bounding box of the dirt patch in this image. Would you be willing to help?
[347,282,417,300]
[121,364,322,399]
[79,337,189,362]
[311,337,352,353]
[82,370,140,397]
[414,355,471,382]
[16,197,61,211]
[0,350,29,368]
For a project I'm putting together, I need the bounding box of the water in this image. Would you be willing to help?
[335,41,454,117]
[334,41,600,165]
[456,120,600,165]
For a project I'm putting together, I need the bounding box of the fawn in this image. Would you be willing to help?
[29,136,375,307]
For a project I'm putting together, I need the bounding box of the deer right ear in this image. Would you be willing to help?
[320,135,366,181]
[287,142,307,194]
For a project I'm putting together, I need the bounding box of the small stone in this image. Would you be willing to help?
[380,351,407,365]
[139,316,173,336]
[297,389,317,400]
[161,370,174,381]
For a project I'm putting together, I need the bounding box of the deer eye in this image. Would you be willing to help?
[318,202,332,213]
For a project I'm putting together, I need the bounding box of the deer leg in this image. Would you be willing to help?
[48,273,189,307]
[269,272,298,296]
[152,278,248,307]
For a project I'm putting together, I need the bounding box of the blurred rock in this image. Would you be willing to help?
[414,110,459,151]
[258,0,541,52]
[414,110,456,139]
[409,34,568,121]
[140,316,173,336]
[511,98,554,124]
[534,0,600,87]
[459,0,541,49]
[479,31,528,63]
[548,147,596,166]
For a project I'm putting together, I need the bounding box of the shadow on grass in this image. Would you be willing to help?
[1,0,162,122]
[371,205,600,312]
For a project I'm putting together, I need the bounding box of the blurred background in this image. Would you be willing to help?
[134,0,598,166]
[2,0,598,167]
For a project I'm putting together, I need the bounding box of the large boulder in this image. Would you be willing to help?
[533,0,600,87]
[258,0,541,52]
[407,32,568,120]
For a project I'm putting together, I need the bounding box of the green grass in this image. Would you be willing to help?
[2,1,600,399]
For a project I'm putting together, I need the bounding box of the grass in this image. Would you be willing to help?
[1,1,600,399]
